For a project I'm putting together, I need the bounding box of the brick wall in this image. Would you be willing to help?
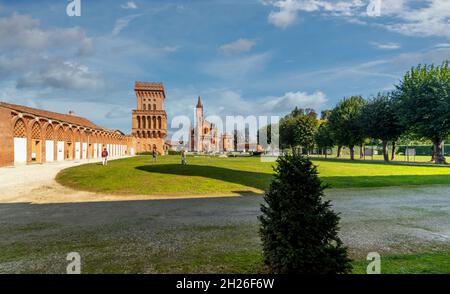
[0,107,13,167]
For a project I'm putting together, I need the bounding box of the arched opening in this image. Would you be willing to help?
[56,126,65,161]
[13,119,27,164]
[14,119,26,137]
[45,125,55,162]
[137,116,141,129]
[148,116,151,129]
[158,116,162,129]
[65,128,74,160]
[31,122,42,163]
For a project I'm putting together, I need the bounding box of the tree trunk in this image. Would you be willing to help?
[349,145,355,160]
[382,140,389,162]
[359,143,364,159]
[431,146,435,162]
[337,146,342,158]
[391,141,396,161]
[433,139,446,164]
[324,148,328,159]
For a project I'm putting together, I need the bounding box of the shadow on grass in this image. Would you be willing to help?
[311,157,450,168]
[322,174,450,188]
[136,164,273,191]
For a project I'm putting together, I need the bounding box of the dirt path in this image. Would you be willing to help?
[0,158,139,204]
[0,158,244,204]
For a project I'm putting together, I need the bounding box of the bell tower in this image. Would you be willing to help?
[131,82,167,154]
[195,96,204,152]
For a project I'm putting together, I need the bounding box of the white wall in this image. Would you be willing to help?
[14,138,27,164]
[94,143,98,159]
[57,141,64,161]
[82,143,87,159]
[75,142,81,160]
[45,140,54,162]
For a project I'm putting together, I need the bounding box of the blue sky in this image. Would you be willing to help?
[0,0,449,134]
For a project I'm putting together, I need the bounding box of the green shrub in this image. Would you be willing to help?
[259,152,352,274]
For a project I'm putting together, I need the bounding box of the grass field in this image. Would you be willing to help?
[56,155,450,195]
[2,194,449,274]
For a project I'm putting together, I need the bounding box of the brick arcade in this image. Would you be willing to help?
[0,81,168,167]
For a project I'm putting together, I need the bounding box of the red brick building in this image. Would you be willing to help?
[0,102,135,167]
[0,81,169,167]
[131,82,168,154]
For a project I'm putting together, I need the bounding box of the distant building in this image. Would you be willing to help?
[189,96,219,153]
[221,133,233,152]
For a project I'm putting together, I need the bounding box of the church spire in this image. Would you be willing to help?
[196,96,203,108]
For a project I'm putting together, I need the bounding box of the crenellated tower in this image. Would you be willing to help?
[131,82,167,154]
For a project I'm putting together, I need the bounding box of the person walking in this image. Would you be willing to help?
[101,148,108,166]
[152,148,157,163]
[181,149,187,165]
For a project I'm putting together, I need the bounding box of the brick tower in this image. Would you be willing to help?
[131,82,167,154]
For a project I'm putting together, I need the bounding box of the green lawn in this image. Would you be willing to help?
[56,155,450,195]
[351,250,450,274]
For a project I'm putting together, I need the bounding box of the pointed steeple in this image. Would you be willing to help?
[196,96,203,108]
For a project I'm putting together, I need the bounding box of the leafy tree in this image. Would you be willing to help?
[279,116,297,149]
[259,152,352,274]
[279,110,318,152]
[362,93,404,161]
[321,109,332,121]
[328,96,366,160]
[315,123,334,158]
[293,115,318,152]
[394,61,450,164]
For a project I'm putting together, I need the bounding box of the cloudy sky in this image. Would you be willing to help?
[0,0,449,133]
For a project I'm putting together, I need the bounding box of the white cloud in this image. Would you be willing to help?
[16,61,104,91]
[264,0,450,38]
[219,38,256,54]
[0,13,93,55]
[112,14,141,36]
[201,53,271,80]
[371,42,401,50]
[262,91,327,113]
[166,87,327,120]
[265,0,365,28]
[121,1,138,9]
[0,13,102,91]
[434,43,450,49]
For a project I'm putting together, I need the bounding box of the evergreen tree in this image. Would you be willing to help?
[259,153,352,274]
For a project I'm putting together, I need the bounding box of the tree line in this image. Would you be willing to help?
[275,61,450,164]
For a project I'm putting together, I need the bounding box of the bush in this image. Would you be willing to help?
[259,152,352,274]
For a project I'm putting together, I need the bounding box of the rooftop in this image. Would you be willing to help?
[0,101,102,131]
[134,82,165,91]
